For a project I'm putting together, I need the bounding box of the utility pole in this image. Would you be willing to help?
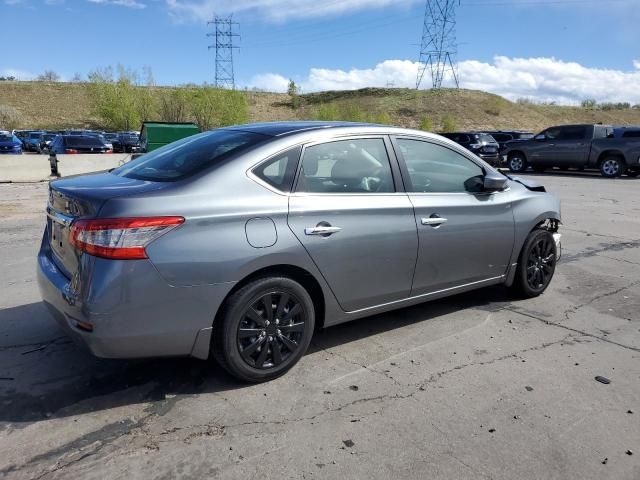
[207,15,240,89]
[416,0,460,90]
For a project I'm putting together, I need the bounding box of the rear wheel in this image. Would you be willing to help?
[600,157,624,178]
[508,154,528,173]
[212,277,315,383]
[511,229,557,298]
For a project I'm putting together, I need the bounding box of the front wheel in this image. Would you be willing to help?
[600,157,624,178]
[508,154,528,173]
[212,277,315,383]
[511,229,558,298]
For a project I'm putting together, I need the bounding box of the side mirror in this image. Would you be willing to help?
[534,134,546,141]
[483,172,508,192]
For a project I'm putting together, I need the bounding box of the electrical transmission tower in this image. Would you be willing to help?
[416,0,460,90]
[207,16,240,89]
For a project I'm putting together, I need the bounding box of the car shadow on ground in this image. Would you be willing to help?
[0,286,514,426]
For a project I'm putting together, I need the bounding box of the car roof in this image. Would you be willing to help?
[226,121,376,137]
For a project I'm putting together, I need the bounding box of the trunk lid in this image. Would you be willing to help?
[46,171,168,278]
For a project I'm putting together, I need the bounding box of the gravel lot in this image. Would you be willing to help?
[0,173,638,480]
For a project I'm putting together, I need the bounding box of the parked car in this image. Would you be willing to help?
[502,124,640,177]
[38,122,562,382]
[439,132,500,166]
[48,134,112,154]
[38,133,58,153]
[484,130,534,151]
[0,133,22,154]
[23,131,46,152]
[139,122,199,152]
[113,132,142,153]
[12,130,33,146]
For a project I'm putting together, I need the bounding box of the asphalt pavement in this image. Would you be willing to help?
[0,172,638,480]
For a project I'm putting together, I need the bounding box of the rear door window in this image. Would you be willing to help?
[296,138,394,194]
[622,130,640,138]
[560,126,588,140]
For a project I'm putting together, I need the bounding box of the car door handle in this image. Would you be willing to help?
[305,226,342,236]
[421,216,448,226]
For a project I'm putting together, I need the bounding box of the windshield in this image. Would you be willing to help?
[0,134,14,142]
[114,130,267,182]
[480,134,496,143]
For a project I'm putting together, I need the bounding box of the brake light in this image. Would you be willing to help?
[65,148,79,154]
[69,216,185,260]
[106,149,113,154]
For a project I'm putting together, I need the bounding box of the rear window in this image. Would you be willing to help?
[622,130,640,138]
[64,136,104,147]
[114,130,268,182]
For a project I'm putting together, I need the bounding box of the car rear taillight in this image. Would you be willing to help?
[69,216,185,260]
[65,148,79,154]
[106,149,113,154]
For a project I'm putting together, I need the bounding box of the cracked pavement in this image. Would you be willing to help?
[0,172,639,479]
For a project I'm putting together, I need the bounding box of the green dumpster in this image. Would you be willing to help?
[140,122,200,152]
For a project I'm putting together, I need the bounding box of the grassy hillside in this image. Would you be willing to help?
[2,81,640,132]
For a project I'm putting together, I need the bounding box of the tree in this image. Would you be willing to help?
[188,87,249,131]
[87,65,140,130]
[0,105,24,130]
[37,70,60,82]
[581,98,597,109]
[287,79,298,97]
[71,73,83,83]
[159,88,191,123]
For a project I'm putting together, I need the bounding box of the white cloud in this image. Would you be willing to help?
[249,57,640,105]
[88,0,146,9]
[166,0,416,23]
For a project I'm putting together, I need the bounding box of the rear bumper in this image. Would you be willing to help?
[37,230,234,360]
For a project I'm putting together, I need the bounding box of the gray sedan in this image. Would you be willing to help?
[38,122,562,382]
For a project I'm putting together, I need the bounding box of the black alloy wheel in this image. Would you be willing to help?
[237,292,306,369]
[212,276,315,382]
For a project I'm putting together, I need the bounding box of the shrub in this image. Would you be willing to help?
[484,97,505,116]
[87,66,141,130]
[188,87,249,130]
[313,103,340,121]
[0,105,23,130]
[158,88,191,123]
[419,117,433,131]
[441,114,457,133]
[581,98,597,109]
[374,112,392,125]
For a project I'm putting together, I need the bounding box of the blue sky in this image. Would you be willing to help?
[2,0,639,104]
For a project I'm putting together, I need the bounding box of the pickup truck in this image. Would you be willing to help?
[502,124,640,178]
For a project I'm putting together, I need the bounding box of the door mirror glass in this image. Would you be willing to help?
[483,173,508,192]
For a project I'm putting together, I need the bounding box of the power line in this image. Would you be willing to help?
[416,0,460,90]
[207,16,240,90]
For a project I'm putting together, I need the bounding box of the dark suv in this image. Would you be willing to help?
[440,132,500,166]
[484,130,534,152]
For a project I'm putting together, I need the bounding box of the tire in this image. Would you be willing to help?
[511,229,558,298]
[212,276,315,383]
[599,157,624,178]
[508,153,528,173]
